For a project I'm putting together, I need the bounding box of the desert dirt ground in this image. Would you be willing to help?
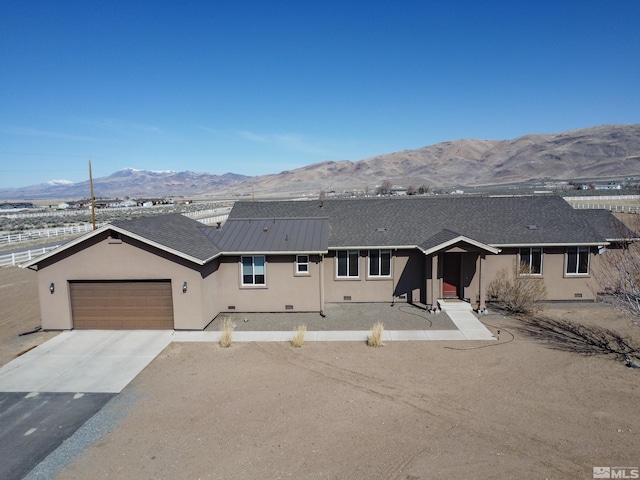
[1,266,639,479]
[0,266,58,366]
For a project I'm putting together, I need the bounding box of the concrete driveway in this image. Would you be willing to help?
[0,331,172,479]
[0,330,173,393]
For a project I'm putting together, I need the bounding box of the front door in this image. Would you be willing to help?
[442,253,461,298]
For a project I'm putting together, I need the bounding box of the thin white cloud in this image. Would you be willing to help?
[234,130,333,156]
[1,126,111,143]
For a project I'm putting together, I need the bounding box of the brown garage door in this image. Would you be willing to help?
[70,281,174,329]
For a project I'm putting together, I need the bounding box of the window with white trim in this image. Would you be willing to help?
[519,247,543,275]
[566,247,589,274]
[241,255,265,285]
[337,250,359,277]
[296,255,310,274]
[369,249,391,277]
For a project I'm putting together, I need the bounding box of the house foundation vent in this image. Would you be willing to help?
[574,293,583,298]
[285,304,294,310]
[343,296,352,301]
[228,305,236,310]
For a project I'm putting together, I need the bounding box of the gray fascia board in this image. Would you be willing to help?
[419,236,501,256]
[491,242,610,248]
[223,250,328,256]
[330,245,416,251]
[604,236,640,242]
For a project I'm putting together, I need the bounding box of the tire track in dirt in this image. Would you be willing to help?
[251,342,472,421]
[252,342,584,480]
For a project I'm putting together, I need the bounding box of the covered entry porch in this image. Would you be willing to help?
[419,231,500,311]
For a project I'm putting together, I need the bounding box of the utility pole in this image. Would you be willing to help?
[89,158,96,230]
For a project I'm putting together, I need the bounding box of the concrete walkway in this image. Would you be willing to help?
[0,315,494,394]
[436,299,496,340]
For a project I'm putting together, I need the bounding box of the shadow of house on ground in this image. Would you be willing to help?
[514,314,640,365]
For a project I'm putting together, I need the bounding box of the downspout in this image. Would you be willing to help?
[319,253,326,317]
[477,254,484,312]
[391,248,397,305]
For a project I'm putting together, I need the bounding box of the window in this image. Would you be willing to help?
[519,247,543,275]
[369,249,391,277]
[296,255,309,274]
[566,247,589,274]
[337,250,359,277]
[241,255,265,285]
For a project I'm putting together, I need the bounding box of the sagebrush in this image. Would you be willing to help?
[487,262,547,314]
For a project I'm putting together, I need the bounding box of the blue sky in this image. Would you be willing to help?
[1,1,639,189]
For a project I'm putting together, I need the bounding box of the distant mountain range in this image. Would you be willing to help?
[1,124,638,199]
[0,169,250,200]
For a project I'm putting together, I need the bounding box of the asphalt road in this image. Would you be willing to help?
[0,392,115,480]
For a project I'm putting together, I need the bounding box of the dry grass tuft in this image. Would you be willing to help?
[219,318,234,348]
[291,324,307,347]
[367,322,385,347]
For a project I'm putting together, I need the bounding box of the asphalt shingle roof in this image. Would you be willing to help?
[228,196,625,248]
[576,209,639,241]
[111,213,220,262]
[102,197,632,265]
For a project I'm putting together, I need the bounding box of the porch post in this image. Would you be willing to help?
[319,254,325,313]
[478,254,486,311]
[431,253,439,309]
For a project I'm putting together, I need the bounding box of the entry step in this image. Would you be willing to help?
[437,299,473,311]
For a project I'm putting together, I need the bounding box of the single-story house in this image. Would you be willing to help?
[23,195,634,330]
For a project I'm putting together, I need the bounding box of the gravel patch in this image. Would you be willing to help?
[206,302,459,331]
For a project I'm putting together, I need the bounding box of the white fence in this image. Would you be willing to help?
[183,208,231,219]
[0,210,230,267]
[564,195,640,202]
[195,214,229,225]
[1,204,172,219]
[0,223,105,245]
[0,246,61,268]
[571,204,640,214]
[2,210,88,219]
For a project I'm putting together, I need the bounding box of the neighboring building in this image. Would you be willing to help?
[23,196,635,330]
[594,183,622,190]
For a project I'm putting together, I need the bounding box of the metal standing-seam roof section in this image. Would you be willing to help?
[201,217,329,253]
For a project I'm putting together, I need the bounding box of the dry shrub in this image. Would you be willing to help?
[291,324,307,347]
[488,262,547,314]
[219,318,233,347]
[367,321,385,347]
[594,240,640,321]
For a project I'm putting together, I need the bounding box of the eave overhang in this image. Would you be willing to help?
[21,224,217,269]
[419,235,501,256]
[223,250,328,256]
[490,242,610,248]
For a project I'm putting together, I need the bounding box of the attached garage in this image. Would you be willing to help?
[70,281,174,329]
